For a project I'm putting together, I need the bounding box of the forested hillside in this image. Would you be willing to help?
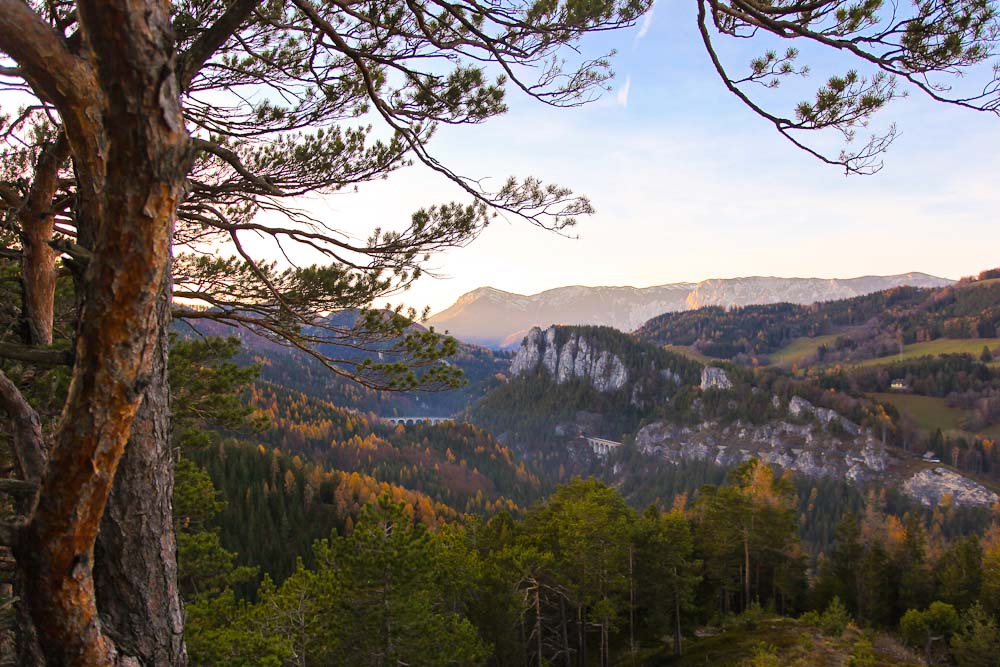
[188,441,462,592]
[246,381,543,510]
[165,334,544,602]
[627,271,1000,491]
[184,470,1000,667]
[637,269,1000,365]
[178,308,510,416]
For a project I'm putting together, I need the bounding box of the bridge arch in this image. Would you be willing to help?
[582,436,623,458]
[380,416,456,426]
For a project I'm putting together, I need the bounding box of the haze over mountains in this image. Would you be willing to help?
[426,273,953,348]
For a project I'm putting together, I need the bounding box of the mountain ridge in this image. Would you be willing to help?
[427,272,954,348]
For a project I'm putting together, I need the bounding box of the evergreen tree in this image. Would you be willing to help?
[980,525,1000,617]
[895,513,934,617]
[169,336,265,601]
[323,496,487,666]
[694,460,804,616]
[900,602,962,664]
[951,603,1000,667]
[523,477,636,667]
[937,536,985,610]
[857,541,894,626]
[816,512,864,614]
[634,506,701,656]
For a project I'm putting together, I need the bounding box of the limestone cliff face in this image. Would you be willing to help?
[788,396,861,436]
[510,326,628,392]
[634,408,997,508]
[634,418,889,485]
[700,367,733,391]
[903,468,999,507]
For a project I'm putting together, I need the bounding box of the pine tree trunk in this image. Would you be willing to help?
[4,1,190,664]
[673,590,683,657]
[599,621,604,667]
[0,373,45,667]
[94,266,187,667]
[560,595,571,667]
[19,135,68,348]
[628,544,635,663]
[534,583,543,667]
[744,536,751,609]
[600,619,608,667]
[519,615,526,667]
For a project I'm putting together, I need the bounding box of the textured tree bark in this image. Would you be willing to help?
[3,1,190,665]
[7,138,66,663]
[19,135,69,348]
[0,371,46,667]
[95,264,187,667]
[0,371,45,485]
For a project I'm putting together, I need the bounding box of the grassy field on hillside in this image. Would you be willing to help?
[666,337,1000,371]
[663,344,716,365]
[851,338,1000,368]
[869,392,1000,440]
[767,334,841,368]
[869,392,967,433]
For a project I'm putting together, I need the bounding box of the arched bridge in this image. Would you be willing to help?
[583,436,623,457]
[380,416,455,426]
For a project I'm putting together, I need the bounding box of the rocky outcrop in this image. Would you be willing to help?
[902,468,1000,507]
[788,396,860,436]
[701,367,733,391]
[509,327,544,376]
[633,416,998,507]
[510,326,628,392]
[635,418,888,483]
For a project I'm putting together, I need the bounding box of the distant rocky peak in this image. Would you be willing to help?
[510,326,628,392]
[455,286,521,306]
[426,273,953,349]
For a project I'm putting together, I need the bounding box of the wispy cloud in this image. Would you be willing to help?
[616,76,631,107]
[634,0,656,43]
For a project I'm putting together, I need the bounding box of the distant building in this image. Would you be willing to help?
[890,379,910,392]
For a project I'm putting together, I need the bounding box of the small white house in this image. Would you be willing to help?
[890,379,910,392]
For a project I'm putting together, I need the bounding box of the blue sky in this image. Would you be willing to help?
[278,2,1000,316]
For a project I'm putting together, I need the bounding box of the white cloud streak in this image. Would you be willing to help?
[635,0,656,43]
[616,76,631,107]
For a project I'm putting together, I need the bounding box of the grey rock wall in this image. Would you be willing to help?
[509,326,628,392]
